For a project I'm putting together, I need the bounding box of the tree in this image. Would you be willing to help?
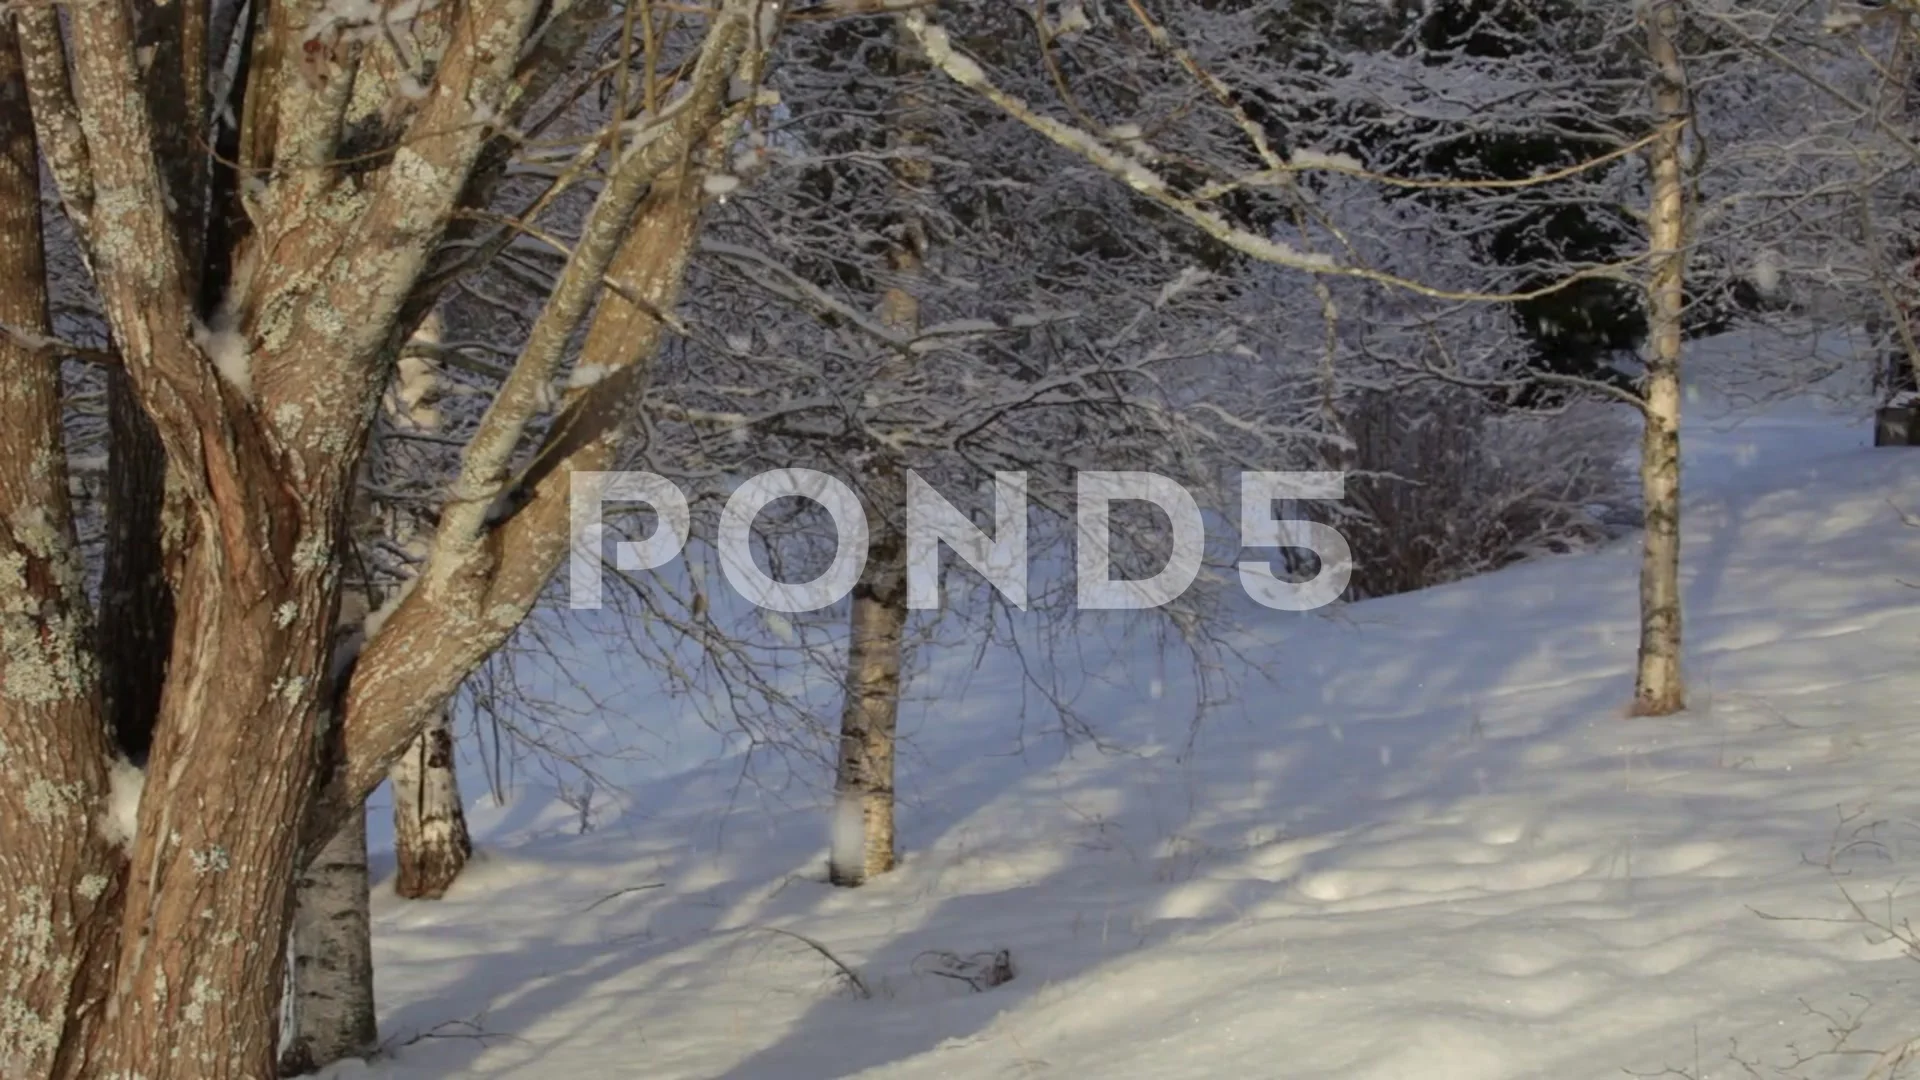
[0,21,125,1077]
[1692,0,1920,396]
[391,711,474,899]
[1632,0,1691,716]
[0,0,775,1074]
[282,317,472,1070]
[643,0,1326,888]
[281,801,375,1074]
[900,0,1718,718]
[810,12,933,888]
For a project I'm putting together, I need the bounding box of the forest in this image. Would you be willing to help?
[4,0,1920,1076]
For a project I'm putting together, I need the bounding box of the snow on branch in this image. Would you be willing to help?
[902,10,1644,305]
[428,1,758,563]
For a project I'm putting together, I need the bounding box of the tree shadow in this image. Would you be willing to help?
[348,419,1920,1079]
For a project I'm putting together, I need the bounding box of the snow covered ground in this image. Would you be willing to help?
[332,330,1920,1080]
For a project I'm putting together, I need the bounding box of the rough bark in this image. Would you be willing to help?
[50,6,358,1062]
[830,16,930,887]
[0,29,125,1079]
[95,0,211,766]
[391,711,473,900]
[2,1,767,1073]
[76,455,348,1080]
[12,1,480,1071]
[318,155,722,843]
[1633,0,1688,717]
[280,807,376,1076]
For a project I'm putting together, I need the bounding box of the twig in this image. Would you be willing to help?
[582,882,666,912]
[752,925,872,998]
[0,320,118,366]
[378,1011,528,1055]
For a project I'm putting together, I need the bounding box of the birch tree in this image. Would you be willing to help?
[1632,0,1691,716]
[636,0,1334,887]
[823,14,929,888]
[898,0,1734,717]
[0,1,776,1075]
[390,714,473,898]
[281,792,374,1073]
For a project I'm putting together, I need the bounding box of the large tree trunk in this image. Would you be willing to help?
[3,3,763,1072]
[0,29,125,1079]
[74,464,348,1080]
[280,807,376,1076]
[1633,0,1688,717]
[392,711,473,900]
[829,16,930,888]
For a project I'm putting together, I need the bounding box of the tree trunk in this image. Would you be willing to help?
[391,711,473,900]
[72,480,347,1080]
[280,807,376,1076]
[281,314,469,1070]
[0,28,125,1079]
[3,5,760,1071]
[1633,0,1688,717]
[829,15,929,888]
[830,514,909,886]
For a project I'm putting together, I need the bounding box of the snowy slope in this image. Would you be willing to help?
[331,330,1920,1080]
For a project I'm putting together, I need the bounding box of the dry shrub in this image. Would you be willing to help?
[1322,386,1630,600]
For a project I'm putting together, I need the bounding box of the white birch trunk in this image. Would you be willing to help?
[392,710,474,899]
[829,522,908,886]
[1633,0,1688,716]
[829,15,929,888]
[281,806,377,1076]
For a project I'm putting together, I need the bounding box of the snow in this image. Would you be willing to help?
[339,331,1920,1080]
[1752,248,1783,297]
[363,577,417,642]
[1822,9,1865,33]
[1051,1,1090,35]
[1291,147,1364,171]
[1155,266,1211,308]
[566,363,611,391]
[100,757,144,850]
[194,315,253,401]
